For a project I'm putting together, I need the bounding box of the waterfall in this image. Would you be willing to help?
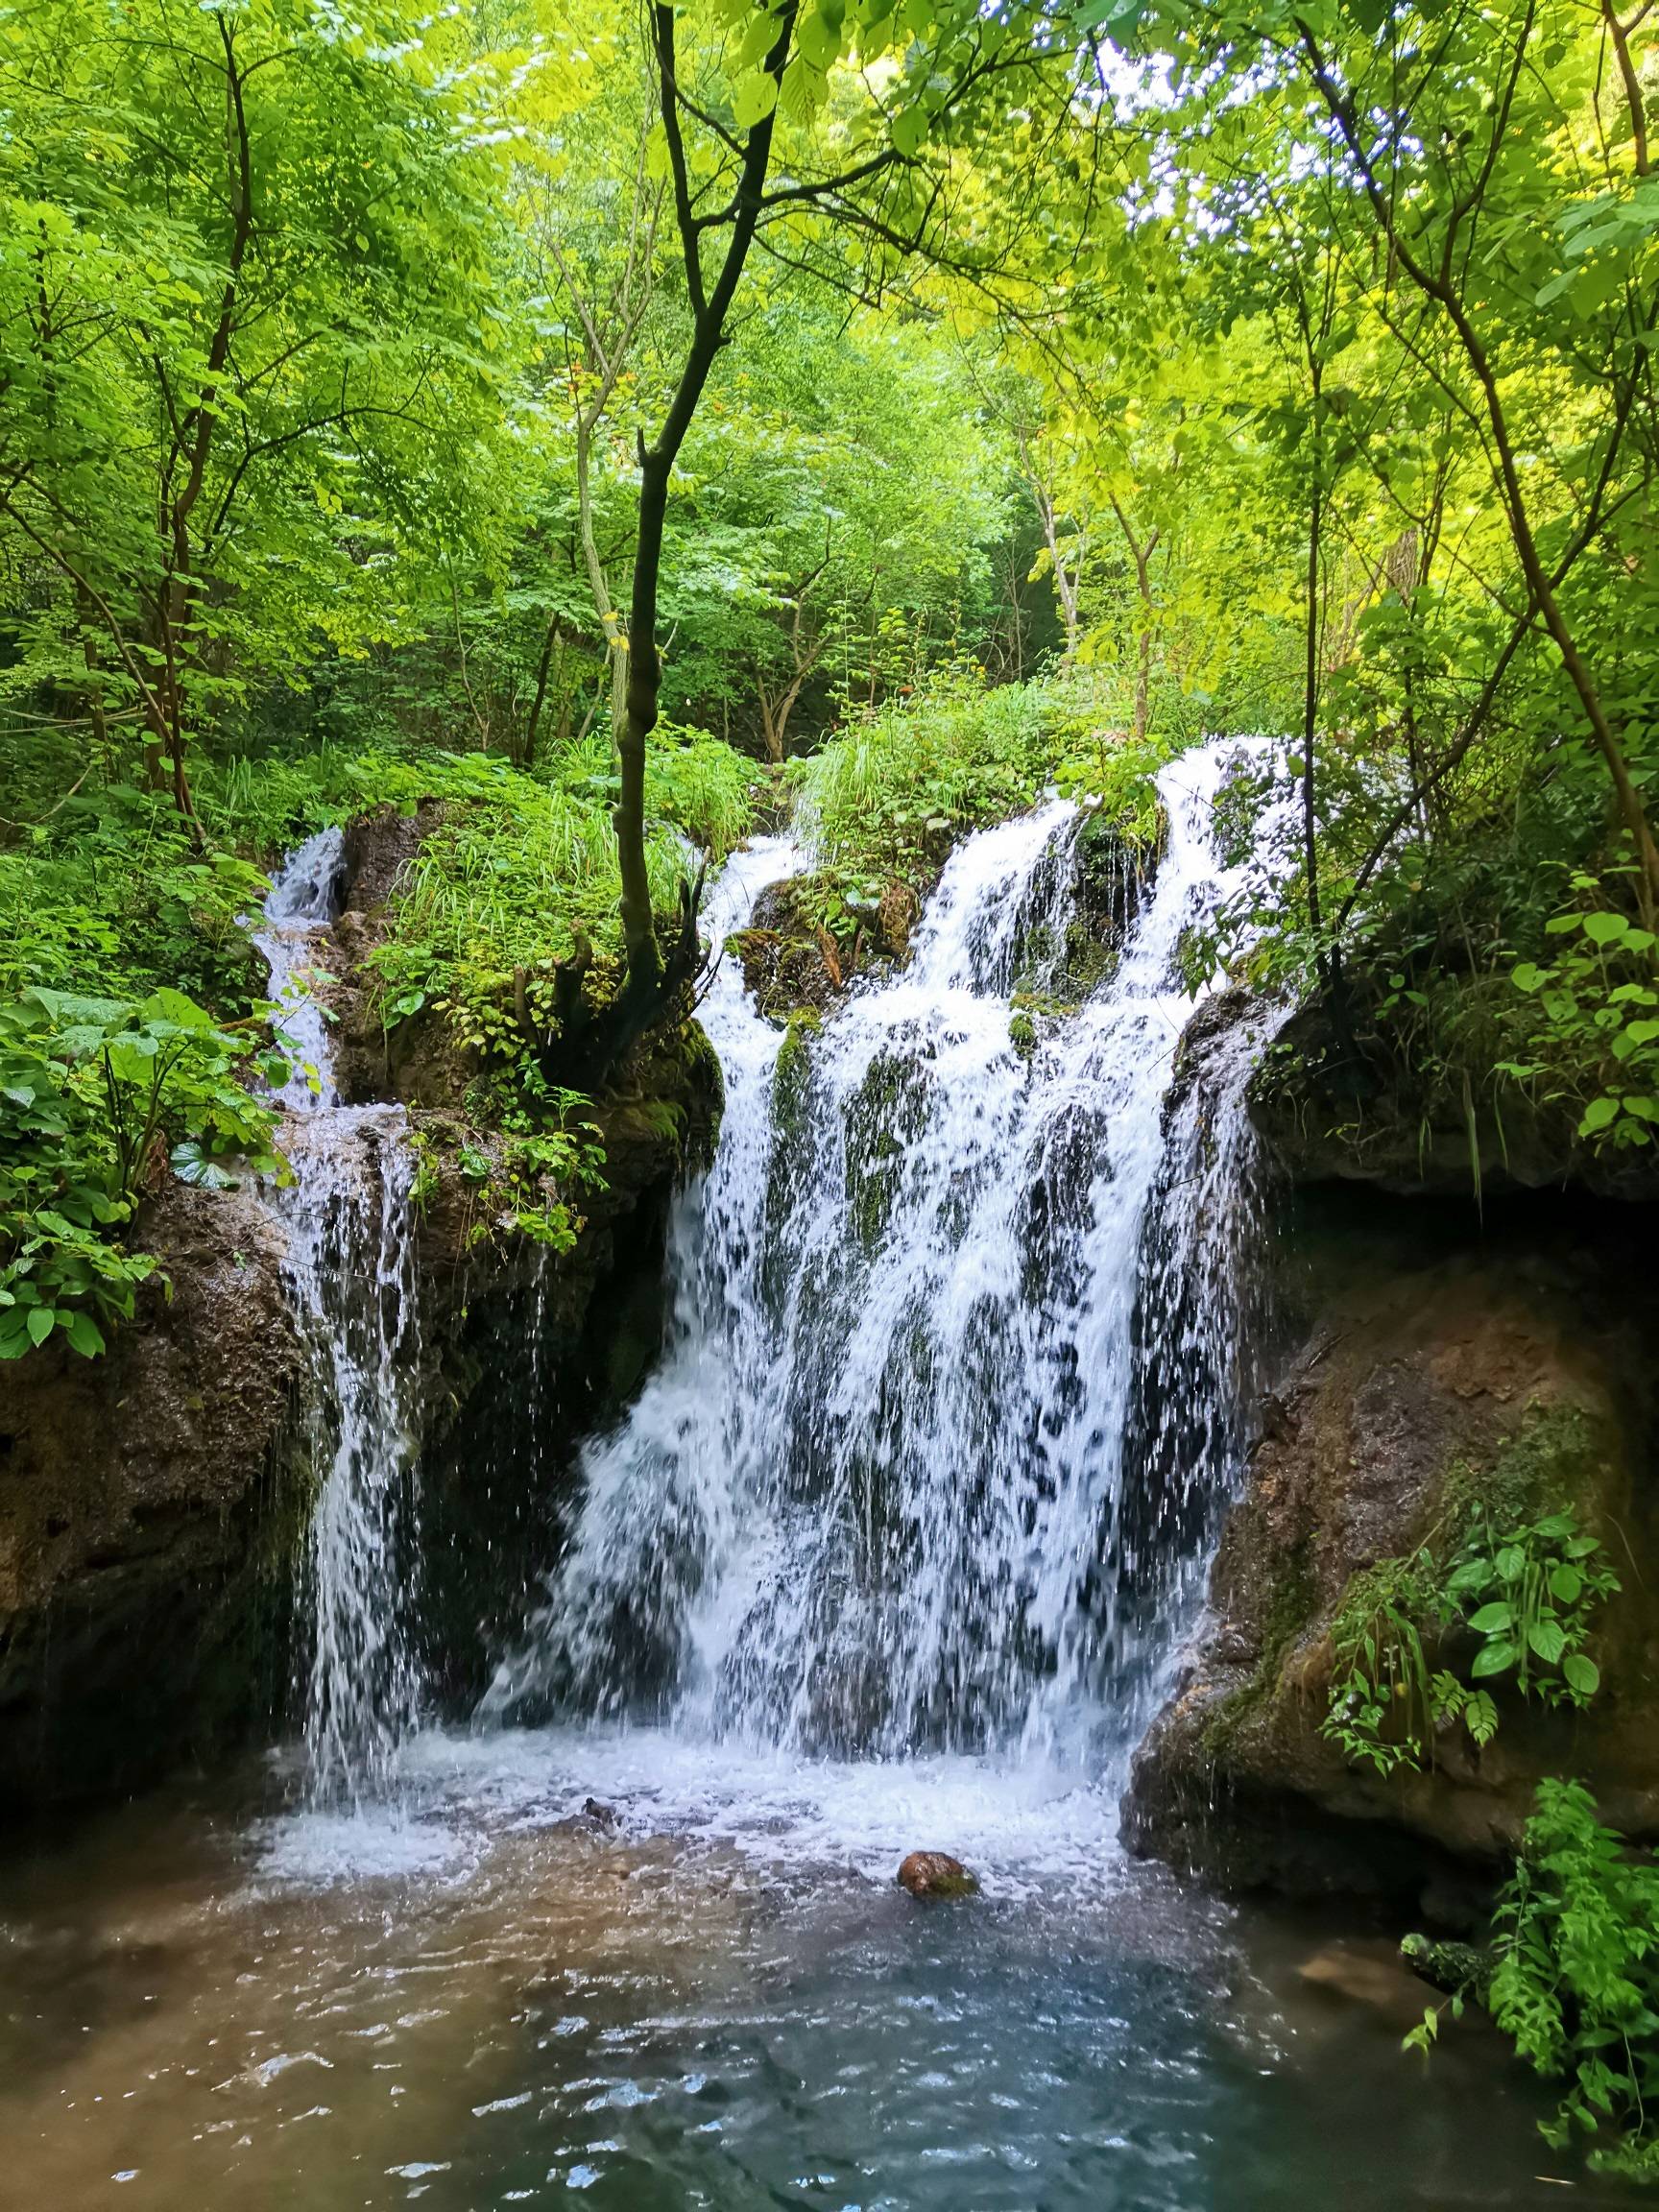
[483,741,1286,1777]
[256,830,424,1802]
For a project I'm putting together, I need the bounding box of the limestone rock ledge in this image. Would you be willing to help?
[1123,1194,1659,1907]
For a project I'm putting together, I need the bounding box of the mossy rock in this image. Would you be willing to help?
[843,1046,933,1254]
[772,1008,822,1144]
[1124,1211,1659,1897]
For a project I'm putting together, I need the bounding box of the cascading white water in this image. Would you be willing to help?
[483,742,1287,1779]
[256,830,424,1802]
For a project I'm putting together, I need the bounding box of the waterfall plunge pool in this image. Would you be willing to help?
[0,1733,1642,2212]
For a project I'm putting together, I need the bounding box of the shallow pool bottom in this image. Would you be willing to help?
[0,1724,1642,2211]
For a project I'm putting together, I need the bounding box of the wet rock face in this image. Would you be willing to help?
[731,872,925,1023]
[0,808,724,1813]
[1250,999,1659,1203]
[1123,1191,1659,1905]
[897,1851,980,1898]
[0,1180,302,1812]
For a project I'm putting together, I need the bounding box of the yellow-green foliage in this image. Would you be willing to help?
[794,671,1180,887]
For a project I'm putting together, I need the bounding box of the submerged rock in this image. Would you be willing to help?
[1298,1938,1440,2027]
[897,1851,980,1898]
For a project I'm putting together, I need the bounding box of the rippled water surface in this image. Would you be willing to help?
[0,1730,1645,2212]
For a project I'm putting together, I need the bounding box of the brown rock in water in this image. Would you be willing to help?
[897,1851,979,1898]
[582,1797,619,1830]
[1298,1940,1441,2030]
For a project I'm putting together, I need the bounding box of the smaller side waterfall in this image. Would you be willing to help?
[256,830,425,1802]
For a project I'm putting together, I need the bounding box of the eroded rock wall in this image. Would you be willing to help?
[0,811,720,1814]
[0,1180,302,1810]
[1124,1190,1659,1907]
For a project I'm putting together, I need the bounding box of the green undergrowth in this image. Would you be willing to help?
[1321,1408,1619,1777]
[0,726,756,1359]
[1225,746,1659,1187]
[792,669,1179,898]
[354,732,752,1131]
[1408,1778,1659,2183]
[0,785,293,1360]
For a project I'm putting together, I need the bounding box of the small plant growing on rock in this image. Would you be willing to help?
[1322,1504,1618,1776]
[1445,1504,1618,1707]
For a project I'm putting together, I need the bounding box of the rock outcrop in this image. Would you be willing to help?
[0,1178,302,1809]
[0,810,721,1815]
[1250,1000,1659,1204]
[1124,1190,1659,1907]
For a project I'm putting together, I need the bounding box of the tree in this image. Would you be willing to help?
[0,0,515,815]
[606,0,1072,992]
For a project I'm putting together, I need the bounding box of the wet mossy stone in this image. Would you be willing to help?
[1400,1934,1492,2001]
[772,1008,821,1142]
[897,1850,980,1898]
[843,1046,932,1254]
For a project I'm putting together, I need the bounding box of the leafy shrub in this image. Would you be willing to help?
[0,791,269,1011]
[0,987,286,1358]
[1323,1503,1618,1776]
[1507,882,1659,1150]
[1488,1780,1659,2178]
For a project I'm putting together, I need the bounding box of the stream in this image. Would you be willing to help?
[0,753,1646,2208]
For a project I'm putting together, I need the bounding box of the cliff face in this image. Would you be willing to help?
[0,813,720,1815]
[0,1178,301,1809]
[1124,1188,1659,1908]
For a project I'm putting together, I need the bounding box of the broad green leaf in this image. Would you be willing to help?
[1467,1601,1515,1633]
[1527,1618,1567,1666]
[1582,912,1630,948]
[732,68,779,126]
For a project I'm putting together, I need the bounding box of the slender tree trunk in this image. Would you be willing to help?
[757,686,783,764]
[614,0,797,986]
[522,621,565,769]
[1301,394,1324,949]
[618,451,672,986]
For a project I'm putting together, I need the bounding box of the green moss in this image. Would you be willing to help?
[1400,1934,1492,2000]
[772,1009,821,1143]
[1199,1534,1320,1761]
[1440,1402,1607,1537]
[1009,1009,1037,1059]
[843,1046,931,1255]
[674,1016,726,1140]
